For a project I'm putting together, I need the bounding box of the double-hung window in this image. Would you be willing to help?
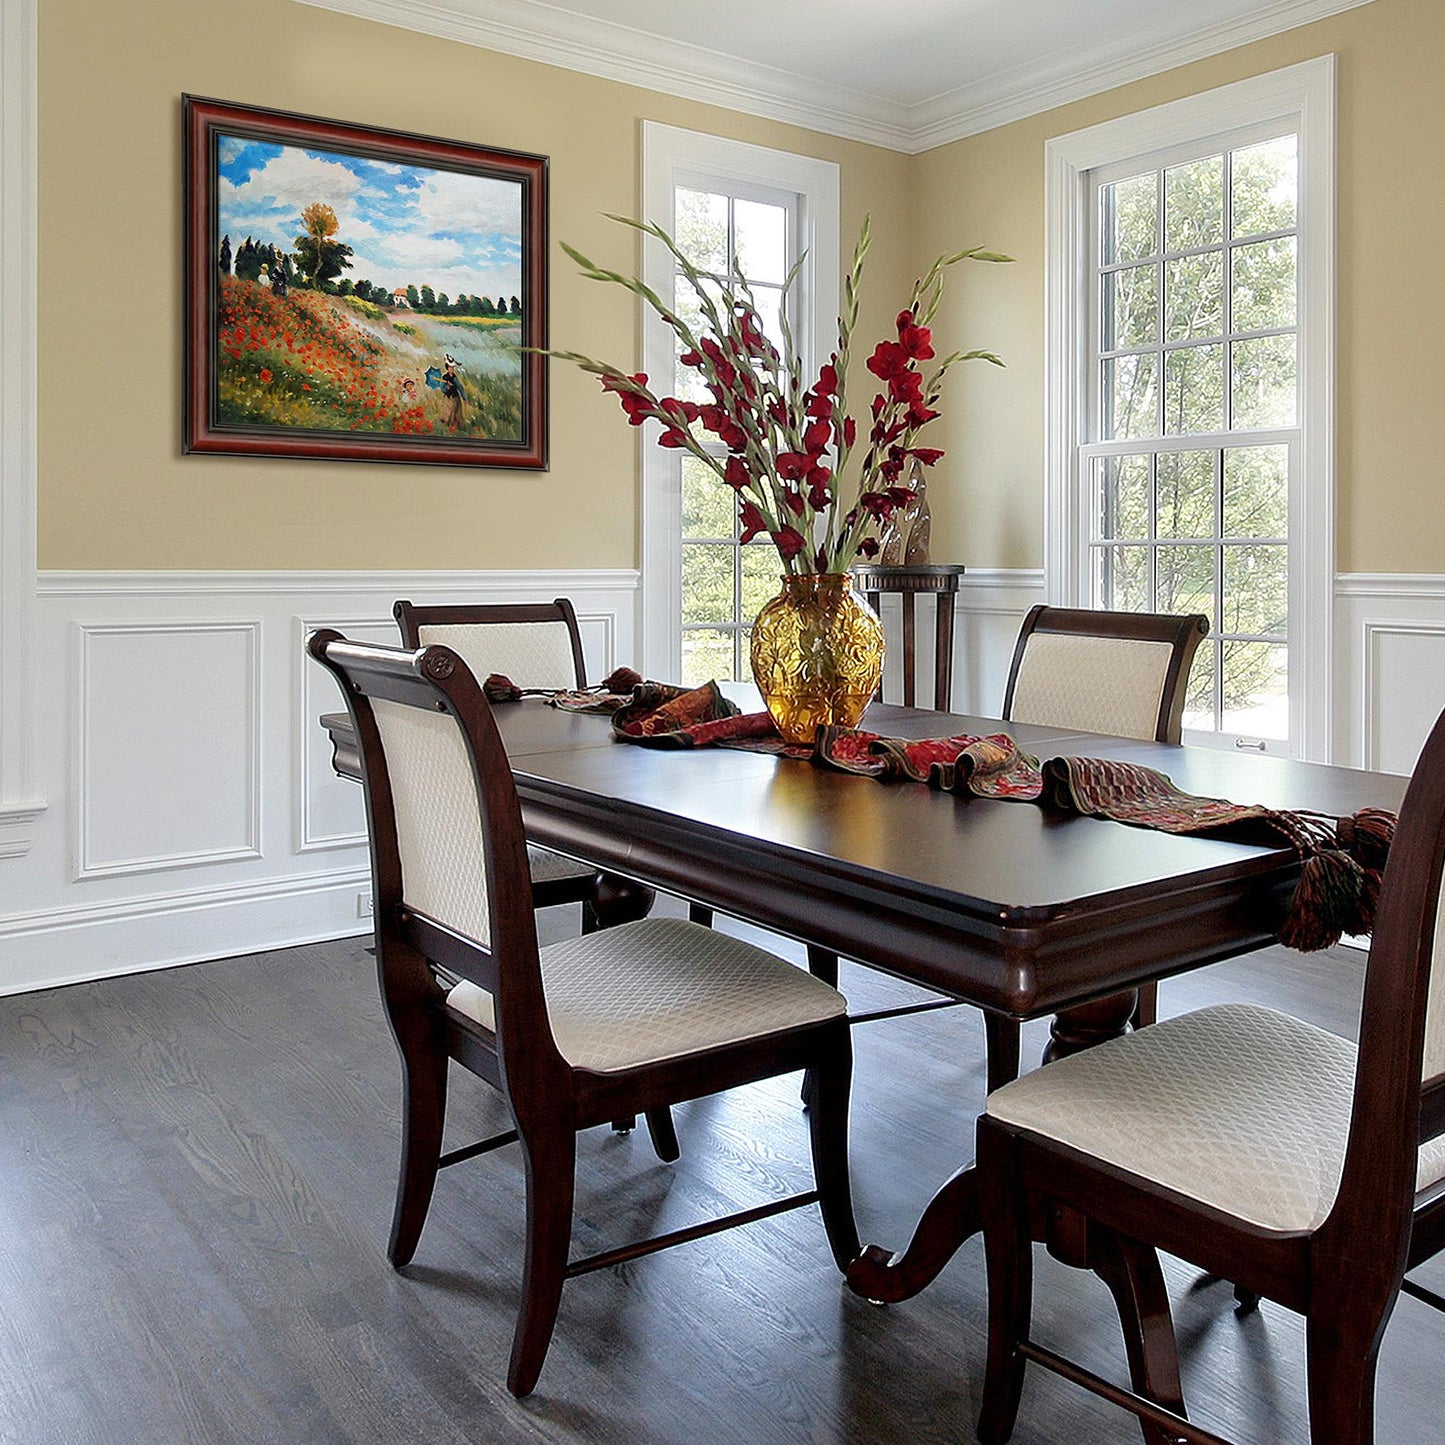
[639,124,839,683]
[1047,59,1335,758]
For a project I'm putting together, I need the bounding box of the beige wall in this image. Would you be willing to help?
[39,0,1443,576]
[37,0,909,570]
[914,0,1445,574]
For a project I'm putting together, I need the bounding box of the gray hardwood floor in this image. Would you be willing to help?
[2,901,1441,1444]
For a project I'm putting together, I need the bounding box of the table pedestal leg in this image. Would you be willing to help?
[584,873,657,932]
[1043,990,1138,1063]
[846,992,1141,1304]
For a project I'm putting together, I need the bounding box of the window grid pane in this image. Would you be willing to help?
[1091,130,1297,738]
[675,190,794,679]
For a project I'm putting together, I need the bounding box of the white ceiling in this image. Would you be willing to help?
[302,0,1372,151]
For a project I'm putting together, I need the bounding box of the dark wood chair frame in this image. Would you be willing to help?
[394,598,655,931]
[1001,604,1209,1042]
[975,703,1445,1445]
[308,631,860,1398]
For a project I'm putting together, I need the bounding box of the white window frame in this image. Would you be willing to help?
[1045,57,1335,761]
[638,122,839,681]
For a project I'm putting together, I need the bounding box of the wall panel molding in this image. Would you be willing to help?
[74,621,263,879]
[1335,573,1445,774]
[5,568,638,995]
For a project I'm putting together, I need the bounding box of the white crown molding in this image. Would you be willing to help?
[294,0,915,150]
[910,0,1372,150]
[295,0,1374,153]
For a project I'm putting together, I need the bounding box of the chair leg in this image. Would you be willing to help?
[507,1117,578,1398]
[387,1015,449,1269]
[806,943,840,989]
[1132,981,1159,1030]
[976,1122,1032,1445]
[644,1107,680,1163]
[1089,1225,1188,1445]
[1305,1298,1388,1445]
[983,1013,1023,1094]
[687,901,715,928]
[802,1028,860,1271]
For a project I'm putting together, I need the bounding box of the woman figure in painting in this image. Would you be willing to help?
[270,254,288,298]
[441,353,465,432]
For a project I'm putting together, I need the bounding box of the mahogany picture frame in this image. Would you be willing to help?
[183,95,548,469]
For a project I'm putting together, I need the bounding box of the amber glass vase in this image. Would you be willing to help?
[749,573,885,745]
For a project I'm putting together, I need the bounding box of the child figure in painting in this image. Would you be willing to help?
[440,353,464,432]
[399,378,418,406]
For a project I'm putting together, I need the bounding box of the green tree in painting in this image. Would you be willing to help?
[406,284,421,309]
[294,202,354,291]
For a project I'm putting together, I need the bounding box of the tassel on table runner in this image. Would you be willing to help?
[1041,756,1396,951]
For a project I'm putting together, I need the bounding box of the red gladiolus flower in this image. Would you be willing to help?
[782,489,806,517]
[601,371,648,393]
[723,456,750,490]
[866,340,910,380]
[739,501,769,543]
[771,525,806,559]
[657,427,688,448]
[803,418,832,455]
[815,362,839,396]
[775,451,810,481]
[843,417,857,448]
[910,447,945,466]
[659,396,700,424]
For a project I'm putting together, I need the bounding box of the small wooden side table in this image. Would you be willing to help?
[850,563,966,711]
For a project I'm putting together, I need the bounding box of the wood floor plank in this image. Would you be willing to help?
[0,903,1436,1443]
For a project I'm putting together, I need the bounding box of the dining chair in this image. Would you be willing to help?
[973,702,1445,1445]
[396,597,668,1153]
[1001,604,1209,1037]
[307,630,859,1398]
[394,598,652,932]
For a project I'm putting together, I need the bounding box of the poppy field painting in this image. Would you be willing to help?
[184,97,548,469]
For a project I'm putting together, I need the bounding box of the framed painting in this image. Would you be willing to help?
[183,96,547,469]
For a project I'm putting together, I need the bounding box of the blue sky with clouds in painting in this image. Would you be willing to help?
[216,135,523,303]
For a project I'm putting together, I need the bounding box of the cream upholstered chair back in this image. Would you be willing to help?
[1002,605,1208,745]
[1417,851,1445,1084]
[370,696,493,948]
[307,632,542,1038]
[395,598,586,692]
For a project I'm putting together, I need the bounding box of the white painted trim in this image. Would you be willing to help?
[0,866,371,998]
[911,1,1370,150]
[74,621,264,879]
[293,0,1375,155]
[1044,56,1336,762]
[0,0,42,859]
[1337,573,1445,599]
[638,124,839,680]
[38,568,640,597]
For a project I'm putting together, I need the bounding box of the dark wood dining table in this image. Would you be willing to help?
[320,696,1405,1304]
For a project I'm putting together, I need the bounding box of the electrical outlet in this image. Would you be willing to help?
[356,891,374,918]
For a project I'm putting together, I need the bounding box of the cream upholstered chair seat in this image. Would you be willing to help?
[448,916,846,1072]
[987,1002,1445,1233]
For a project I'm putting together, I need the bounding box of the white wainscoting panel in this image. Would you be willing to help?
[0,569,637,995]
[1335,575,1445,775]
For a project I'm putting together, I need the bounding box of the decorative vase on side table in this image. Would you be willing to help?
[750,573,885,744]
